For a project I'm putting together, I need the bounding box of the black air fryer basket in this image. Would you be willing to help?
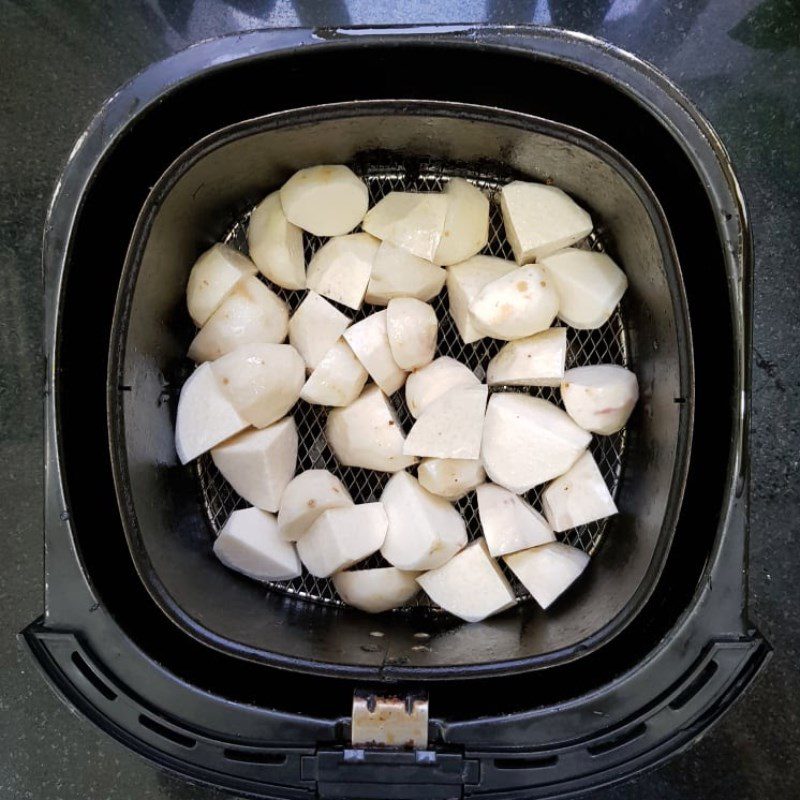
[25,26,768,800]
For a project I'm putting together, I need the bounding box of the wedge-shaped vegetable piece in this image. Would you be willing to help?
[481,393,591,493]
[186,244,257,326]
[297,503,388,578]
[280,165,369,237]
[380,472,467,571]
[500,181,593,264]
[433,178,490,266]
[343,310,407,396]
[404,385,488,460]
[540,248,628,329]
[306,233,379,310]
[417,458,485,501]
[386,298,437,371]
[188,276,289,362]
[405,356,480,419]
[487,327,567,387]
[214,507,301,581]
[476,483,555,557]
[417,538,516,622]
[362,191,448,260]
[289,291,351,371]
[542,450,618,532]
[301,339,368,407]
[211,343,304,429]
[446,255,516,344]
[175,362,249,464]
[211,417,297,512]
[561,365,638,435]
[278,470,353,542]
[333,567,421,613]
[364,241,446,305]
[247,191,305,290]
[326,385,418,472]
[504,542,590,609]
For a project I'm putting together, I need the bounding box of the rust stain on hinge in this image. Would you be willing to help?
[352,691,429,749]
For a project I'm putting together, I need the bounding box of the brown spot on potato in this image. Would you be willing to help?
[222,377,229,385]
[540,280,547,287]
[516,281,528,292]
[307,499,317,508]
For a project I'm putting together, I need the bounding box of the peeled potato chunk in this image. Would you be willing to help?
[540,248,628,330]
[542,450,618,532]
[561,364,638,435]
[380,471,467,571]
[405,356,480,419]
[487,327,567,387]
[214,507,301,581]
[326,385,418,473]
[417,458,486,501]
[386,298,438,371]
[500,181,593,264]
[364,241,446,305]
[301,339,368,407]
[469,265,559,340]
[289,291,351,371]
[306,233,379,310]
[174,362,249,464]
[362,191,449,260]
[481,393,591,493]
[297,503,388,578]
[211,343,304,429]
[446,255,516,344]
[280,165,369,237]
[278,469,353,542]
[211,416,297,513]
[186,244,257,326]
[504,542,590,609]
[476,483,555,557]
[333,567,421,613]
[433,178,490,266]
[343,310,407,396]
[188,276,289,362]
[247,191,305,290]
[417,538,516,622]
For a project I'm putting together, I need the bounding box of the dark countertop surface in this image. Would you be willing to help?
[1,1,798,798]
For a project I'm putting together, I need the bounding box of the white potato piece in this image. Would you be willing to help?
[296,503,388,578]
[542,450,618,532]
[469,265,559,340]
[247,191,305,290]
[188,276,289,362]
[214,507,301,581]
[306,233,379,310]
[476,483,555,557]
[417,538,516,622]
[380,472,467,571]
[417,458,486,501]
[278,469,353,542]
[289,291,351,371]
[403,385,488,460]
[211,417,297,513]
[504,542,590,609]
[326,385,418,472]
[481,393,591,493]
[362,191,449,260]
[301,339,368,407]
[540,248,628,329]
[386,298,437,370]
[279,165,369,237]
[487,327,567,387]
[174,362,249,464]
[333,567,421,613]
[446,255,516,344]
[343,311,407,396]
[560,365,638,435]
[186,244,257,326]
[433,178,490,266]
[405,356,480,419]
[364,241,446,305]
[500,181,593,264]
[211,343,304,429]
